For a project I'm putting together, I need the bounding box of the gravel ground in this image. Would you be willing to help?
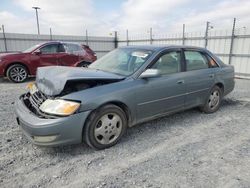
[0,78,250,188]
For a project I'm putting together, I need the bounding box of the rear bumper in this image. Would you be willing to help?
[15,96,91,147]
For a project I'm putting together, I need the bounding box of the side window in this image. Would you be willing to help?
[184,51,209,71]
[206,55,219,68]
[151,51,181,75]
[64,43,82,54]
[40,44,58,54]
[58,44,65,53]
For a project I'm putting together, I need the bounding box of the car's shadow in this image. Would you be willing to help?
[35,97,242,155]
[0,77,35,84]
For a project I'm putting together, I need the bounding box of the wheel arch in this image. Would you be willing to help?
[82,100,132,147]
[94,101,132,124]
[4,62,30,76]
[75,61,91,67]
[215,82,224,94]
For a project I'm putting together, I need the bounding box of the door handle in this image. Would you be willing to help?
[177,80,185,84]
[209,74,214,78]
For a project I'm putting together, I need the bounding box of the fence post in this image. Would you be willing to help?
[49,27,52,41]
[182,24,185,45]
[114,31,118,48]
[150,27,153,44]
[228,18,236,65]
[2,25,7,52]
[85,29,89,45]
[204,21,210,49]
[126,29,129,46]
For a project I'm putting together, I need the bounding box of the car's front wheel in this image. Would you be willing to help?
[200,85,222,113]
[83,104,128,150]
[6,64,28,83]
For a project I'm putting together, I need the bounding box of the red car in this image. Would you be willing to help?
[0,41,97,83]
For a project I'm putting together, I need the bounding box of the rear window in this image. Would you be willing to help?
[63,43,83,54]
[184,51,209,71]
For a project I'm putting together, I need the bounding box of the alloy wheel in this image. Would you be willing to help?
[208,90,220,110]
[94,113,122,145]
[9,66,27,82]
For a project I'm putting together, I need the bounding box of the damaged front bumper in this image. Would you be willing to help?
[14,95,91,147]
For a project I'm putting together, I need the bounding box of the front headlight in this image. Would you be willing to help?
[39,99,80,116]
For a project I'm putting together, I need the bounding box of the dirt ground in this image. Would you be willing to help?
[0,78,250,188]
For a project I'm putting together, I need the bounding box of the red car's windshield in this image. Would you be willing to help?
[22,44,41,53]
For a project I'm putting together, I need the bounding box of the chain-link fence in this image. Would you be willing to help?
[0,29,115,58]
[117,20,250,78]
[1,19,250,78]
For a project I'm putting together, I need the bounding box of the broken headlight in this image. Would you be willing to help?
[39,99,80,116]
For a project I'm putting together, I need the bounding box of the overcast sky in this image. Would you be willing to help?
[0,0,250,36]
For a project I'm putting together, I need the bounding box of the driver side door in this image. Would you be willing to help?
[135,50,186,122]
[30,43,60,74]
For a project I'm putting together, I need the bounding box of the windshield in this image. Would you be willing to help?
[89,48,153,76]
[22,44,41,53]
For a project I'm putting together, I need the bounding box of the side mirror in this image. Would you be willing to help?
[139,69,160,79]
[33,50,41,55]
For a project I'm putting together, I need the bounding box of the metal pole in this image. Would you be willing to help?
[85,29,88,45]
[32,7,40,35]
[204,21,209,48]
[150,27,153,44]
[2,25,7,52]
[182,24,185,45]
[126,29,129,46]
[114,31,118,48]
[49,27,52,41]
[228,18,236,65]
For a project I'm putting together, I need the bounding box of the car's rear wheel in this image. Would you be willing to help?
[83,104,127,150]
[200,86,222,113]
[77,61,90,67]
[6,64,28,83]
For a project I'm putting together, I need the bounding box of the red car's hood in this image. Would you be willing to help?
[0,52,27,58]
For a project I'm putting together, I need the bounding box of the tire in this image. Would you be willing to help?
[200,86,222,113]
[6,64,28,83]
[77,62,90,67]
[83,104,128,150]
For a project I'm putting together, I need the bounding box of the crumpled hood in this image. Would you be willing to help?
[36,66,124,96]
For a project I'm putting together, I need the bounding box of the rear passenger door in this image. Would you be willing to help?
[183,49,219,108]
[57,43,81,66]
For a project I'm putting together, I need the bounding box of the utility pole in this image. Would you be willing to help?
[229,18,236,65]
[204,21,210,49]
[114,31,118,48]
[126,29,129,46]
[182,24,185,45]
[2,25,7,52]
[32,7,41,35]
[85,29,88,45]
[49,27,52,41]
[149,27,153,45]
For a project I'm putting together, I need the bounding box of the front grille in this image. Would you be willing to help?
[23,90,54,118]
[29,90,48,109]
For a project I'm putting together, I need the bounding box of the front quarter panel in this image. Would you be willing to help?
[61,79,139,126]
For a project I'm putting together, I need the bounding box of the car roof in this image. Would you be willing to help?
[119,45,207,52]
[38,41,81,46]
